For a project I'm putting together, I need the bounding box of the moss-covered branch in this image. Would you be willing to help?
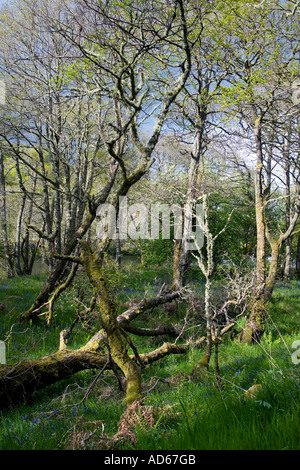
[123,324,178,337]
[117,290,181,325]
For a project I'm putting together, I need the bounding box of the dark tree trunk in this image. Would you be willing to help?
[0,150,14,277]
[0,349,109,410]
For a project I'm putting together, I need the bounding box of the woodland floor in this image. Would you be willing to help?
[0,264,299,450]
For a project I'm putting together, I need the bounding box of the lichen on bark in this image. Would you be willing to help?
[80,240,142,405]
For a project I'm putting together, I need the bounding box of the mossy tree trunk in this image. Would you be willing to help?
[253,117,267,298]
[242,130,299,343]
[264,235,281,302]
[242,116,300,344]
[80,241,143,405]
[244,224,299,344]
[242,116,269,343]
[0,149,14,278]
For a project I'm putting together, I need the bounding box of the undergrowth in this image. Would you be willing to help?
[0,269,299,450]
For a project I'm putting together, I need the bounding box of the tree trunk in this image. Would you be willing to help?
[192,196,215,375]
[172,238,190,291]
[253,117,267,298]
[284,237,292,282]
[284,152,291,283]
[0,149,14,278]
[80,240,142,405]
[38,138,54,271]
[115,237,122,269]
[22,172,38,275]
[243,212,299,344]
[172,130,203,290]
[264,239,281,301]
[295,231,300,279]
[15,194,26,276]
[242,117,267,343]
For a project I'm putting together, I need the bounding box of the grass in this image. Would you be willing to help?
[139,349,299,450]
[0,267,299,450]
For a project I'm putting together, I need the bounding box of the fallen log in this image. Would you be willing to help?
[0,342,189,410]
[0,349,109,410]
